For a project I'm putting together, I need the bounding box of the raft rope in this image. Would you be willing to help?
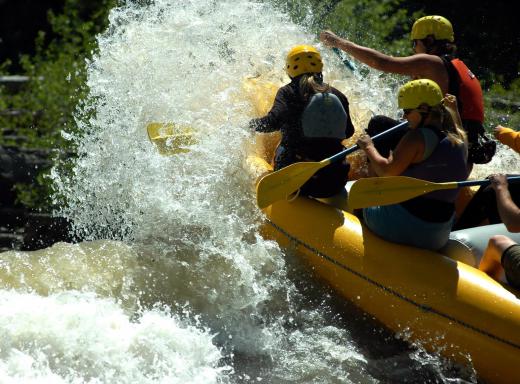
[267,219,520,351]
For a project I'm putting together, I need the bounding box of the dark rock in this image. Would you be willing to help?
[21,213,75,251]
[0,145,76,252]
[0,146,52,184]
[0,232,24,252]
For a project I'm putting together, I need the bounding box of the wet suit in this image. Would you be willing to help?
[249,75,355,198]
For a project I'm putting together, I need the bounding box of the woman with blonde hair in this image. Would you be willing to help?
[357,79,469,250]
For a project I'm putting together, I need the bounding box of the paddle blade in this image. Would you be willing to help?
[147,122,197,155]
[348,176,458,209]
[256,161,326,209]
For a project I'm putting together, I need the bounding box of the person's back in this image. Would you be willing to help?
[249,45,355,198]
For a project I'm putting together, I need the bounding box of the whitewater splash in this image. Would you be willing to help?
[1,0,514,382]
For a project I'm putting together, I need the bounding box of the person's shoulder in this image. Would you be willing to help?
[414,53,444,64]
[402,128,426,145]
[277,82,293,92]
[330,86,348,100]
[275,82,296,98]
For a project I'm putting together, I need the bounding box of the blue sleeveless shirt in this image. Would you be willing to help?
[402,127,468,202]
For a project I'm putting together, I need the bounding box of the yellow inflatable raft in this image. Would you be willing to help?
[246,78,520,384]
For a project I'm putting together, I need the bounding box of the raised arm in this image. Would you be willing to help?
[320,30,447,91]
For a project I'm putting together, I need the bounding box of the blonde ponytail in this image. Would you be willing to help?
[299,73,330,100]
[428,97,467,146]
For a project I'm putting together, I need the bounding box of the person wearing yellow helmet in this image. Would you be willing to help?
[249,45,356,198]
[320,15,494,166]
[355,79,469,250]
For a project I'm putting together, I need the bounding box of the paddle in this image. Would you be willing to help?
[332,47,357,72]
[348,175,520,210]
[256,120,408,209]
[147,122,197,155]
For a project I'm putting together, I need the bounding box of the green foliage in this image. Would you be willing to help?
[272,0,417,55]
[0,0,116,211]
[13,176,52,211]
[485,77,520,131]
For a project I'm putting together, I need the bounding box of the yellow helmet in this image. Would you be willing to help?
[411,15,454,42]
[285,45,323,78]
[398,79,443,110]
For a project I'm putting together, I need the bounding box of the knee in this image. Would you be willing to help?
[366,115,398,136]
[488,235,516,253]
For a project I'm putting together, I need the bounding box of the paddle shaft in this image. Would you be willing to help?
[256,120,408,209]
[457,176,520,188]
[327,120,408,164]
[348,175,520,210]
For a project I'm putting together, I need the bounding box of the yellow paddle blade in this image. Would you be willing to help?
[347,176,459,209]
[256,160,328,209]
[146,122,197,155]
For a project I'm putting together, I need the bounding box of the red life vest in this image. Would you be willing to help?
[450,58,484,123]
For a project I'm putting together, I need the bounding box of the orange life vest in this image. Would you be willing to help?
[450,58,484,123]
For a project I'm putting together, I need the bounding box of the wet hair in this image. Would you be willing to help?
[420,35,457,56]
[299,73,331,101]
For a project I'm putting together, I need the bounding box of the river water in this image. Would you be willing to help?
[0,1,516,382]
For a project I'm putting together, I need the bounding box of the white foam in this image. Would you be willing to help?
[0,290,229,383]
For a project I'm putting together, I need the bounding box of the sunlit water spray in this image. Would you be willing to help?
[1,0,512,382]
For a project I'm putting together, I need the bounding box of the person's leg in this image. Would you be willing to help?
[453,185,496,229]
[362,204,452,251]
[455,174,520,229]
[301,159,350,198]
[366,115,406,158]
[273,145,295,170]
[501,242,520,289]
[479,235,517,281]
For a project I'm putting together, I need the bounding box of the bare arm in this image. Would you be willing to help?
[249,87,288,133]
[357,130,424,176]
[490,174,520,232]
[320,31,447,90]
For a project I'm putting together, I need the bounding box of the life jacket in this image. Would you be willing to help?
[301,92,347,139]
[443,56,484,124]
[402,127,468,203]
